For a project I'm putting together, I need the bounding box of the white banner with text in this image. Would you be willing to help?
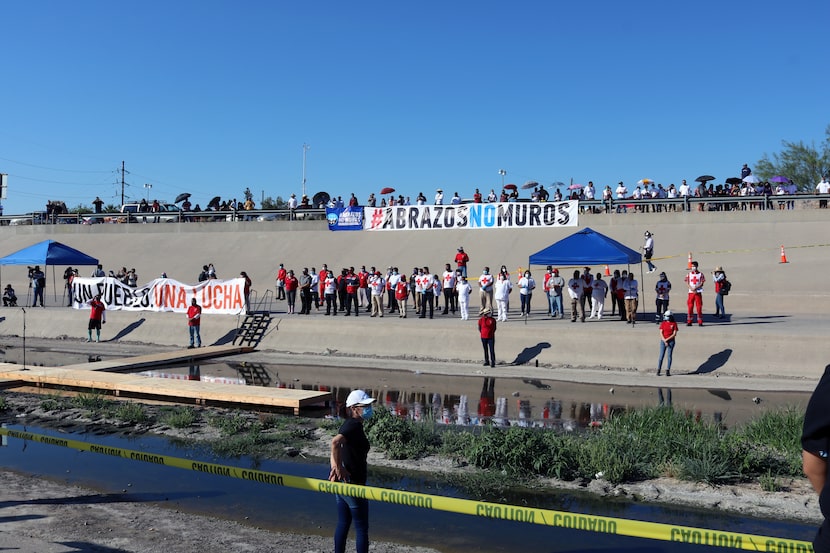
[363,201,578,231]
[70,277,245,314]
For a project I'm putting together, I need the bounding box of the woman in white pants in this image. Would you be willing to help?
[456,275,472,320]
[494,273,512,322]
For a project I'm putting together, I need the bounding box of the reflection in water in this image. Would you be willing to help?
[125,359,808,430]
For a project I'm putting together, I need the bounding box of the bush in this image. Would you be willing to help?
[366,407,441,460]
[160,406,199,428]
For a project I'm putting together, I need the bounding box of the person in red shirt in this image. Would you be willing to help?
[394,274,409,318]
[275,264,287,300]
[284,270,299,314]
[187,298,202,349]
[478,313,497,367]
[657,310,678,376]
[86,294,106,343]
[473,189,482,203]
[454,247,469,278]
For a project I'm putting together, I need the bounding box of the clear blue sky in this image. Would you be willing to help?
[1,0,828,214]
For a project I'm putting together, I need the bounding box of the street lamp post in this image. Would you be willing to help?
[144,183,153,201]
[302,143,310,199]
[498,169,506,188]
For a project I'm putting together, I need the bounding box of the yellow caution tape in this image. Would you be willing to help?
[0,428,813,551]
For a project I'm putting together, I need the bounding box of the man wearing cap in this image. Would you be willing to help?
[684,261,705,326]
[86,294,106,343]
[478,313,497,367]
[434,189,444,205]
[615,181,628,213]
[275,263,286,300]
[657,310,678,377]
[454,247,469,278]
[654,271,672,323]
[567,270,585,323]
[330,389,375,553]
[643,231,656,273]
[623,271,639,324]
[456,273,472,320]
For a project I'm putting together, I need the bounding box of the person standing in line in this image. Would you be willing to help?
[802,365,830,553]
[86,294,106,343]
[456,274,472,320]
[478,267,494,316]
[284,270,298,314]
[580,267,593,318]
[684,261,705,326]
[369,271,385,317]
[546,268,565,319]
[494,272,512,322]
[654,271,672,323]
[330,389,376,553]
[478,313,497,367]
[357,266,370,310]
[394,274,408,318]
[63,266,76,307]
[187,298,202,349]
[299,268,313,315]
[712,266,728,319]
[543,266,554,315]
[643,231,656,273]
[310,268,320,311]
[623,271,639,325]
[275,263,287,300]
[343,268,359,317]
[567,270,585,323]
[419,266,435,319]
[441,263,457,315]
[816,176,830,208]
[324,270,338,315]
[31,265,46,307]
[657,310,678,377]
[589,273,608,320]
[517,270,535,317]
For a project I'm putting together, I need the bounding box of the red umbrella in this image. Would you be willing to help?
[380,187,395,195]
[503,183,517,190]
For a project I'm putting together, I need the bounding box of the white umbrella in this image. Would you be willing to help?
[637,178,653,186]
[742,175,761,184]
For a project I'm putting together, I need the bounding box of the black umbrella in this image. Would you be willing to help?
[207,196,221,209]
[695,175,716,183]
[174,192,191,203]
[312,191,331,207]
[725,177,743,185]
[522,180,539,190]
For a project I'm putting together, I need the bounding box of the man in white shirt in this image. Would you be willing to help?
[419,266,435,319]
[623,272,639,325]
[434,189,444,205]
[615,182,628,213]
[441,264,457,314]
[677,179,690,211]
[478,267,494,316]
[816,177,830,208]
[567,270,585,323]
[456,275,472,320]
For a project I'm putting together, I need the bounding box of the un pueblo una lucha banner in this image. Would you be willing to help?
[362,201,579,231]
[71,277,246,314]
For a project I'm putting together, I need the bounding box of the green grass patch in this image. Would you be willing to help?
[159,406,199,428]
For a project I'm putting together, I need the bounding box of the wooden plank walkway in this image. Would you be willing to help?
[0,346,331,414]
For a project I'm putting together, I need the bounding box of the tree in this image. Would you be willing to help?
[260,196,287,209]
[756,125,830,191]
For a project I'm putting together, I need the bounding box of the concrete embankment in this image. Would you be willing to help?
[0,209,827,390]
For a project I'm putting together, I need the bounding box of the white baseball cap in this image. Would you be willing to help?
[346,390,376,408]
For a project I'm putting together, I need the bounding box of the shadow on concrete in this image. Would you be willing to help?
[510,342,551,366]
[110,318,145,341]
[212,329,238,346]
[690,349,733,375]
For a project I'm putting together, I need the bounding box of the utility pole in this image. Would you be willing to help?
[121,161,126,206]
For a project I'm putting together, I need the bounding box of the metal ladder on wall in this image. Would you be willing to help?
[233,289,274,346]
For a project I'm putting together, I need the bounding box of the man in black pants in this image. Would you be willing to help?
[419,266,434,319]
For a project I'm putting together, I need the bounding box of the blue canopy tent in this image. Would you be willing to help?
[528,227,641,267]
[0,240,99,305]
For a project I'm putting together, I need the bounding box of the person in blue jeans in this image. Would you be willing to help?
[657,311,678,376]
[330,389,376,553]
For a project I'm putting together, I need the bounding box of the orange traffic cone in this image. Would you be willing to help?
[780,245,789,264]
[604,265,611,276]
[687,252,693,269]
